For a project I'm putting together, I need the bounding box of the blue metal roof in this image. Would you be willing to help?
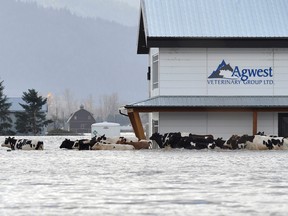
[141,0,288,38]
[126,96,288,108]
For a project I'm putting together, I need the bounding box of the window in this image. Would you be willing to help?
[74,116,77,120]
[152,54,159,89]
[152,120,159,133]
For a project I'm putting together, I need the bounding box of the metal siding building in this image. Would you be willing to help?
[125,0,288,140]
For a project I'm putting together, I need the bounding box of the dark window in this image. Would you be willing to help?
[278,113,288,137]
[152,120,158,133]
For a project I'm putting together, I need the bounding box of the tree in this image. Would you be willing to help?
[15,89,52,135]
[97,93,120,121]
[0,80,14,135]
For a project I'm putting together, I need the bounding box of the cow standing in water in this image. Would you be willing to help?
[236,134,288,150]
[1,137,44,150]
[150,132,216,149]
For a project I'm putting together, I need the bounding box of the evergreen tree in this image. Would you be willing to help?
[15,89,52,135]
[0,80,14,135]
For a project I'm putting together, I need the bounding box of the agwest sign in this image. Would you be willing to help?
[207,60,273,85]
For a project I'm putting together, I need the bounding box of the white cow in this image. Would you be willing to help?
[91,143,135,150]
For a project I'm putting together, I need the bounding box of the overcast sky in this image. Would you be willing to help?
[18,0,140,26]
[1,0,146,103]
[19,0,140,8]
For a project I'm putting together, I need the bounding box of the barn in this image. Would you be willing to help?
[124,0,288,140]
[67,105,95,134]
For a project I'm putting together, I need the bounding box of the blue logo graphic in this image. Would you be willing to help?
[208,60,273,81]
[208,60,234,79]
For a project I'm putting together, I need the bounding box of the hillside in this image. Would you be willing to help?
[0,0,147,104]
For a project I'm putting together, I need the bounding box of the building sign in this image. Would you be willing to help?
[207,60,273,85]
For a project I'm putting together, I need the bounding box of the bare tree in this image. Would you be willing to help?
[97,93,120,121]
[47,91,127,130]
[83,94,95,114]
[63,89,78,117]
[47,90,79,130]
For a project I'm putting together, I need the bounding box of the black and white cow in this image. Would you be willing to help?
[236,134,288,150]
[77,139,95,150]
[60,138,93,150]
[150,132,165,148]
[60,139,77,149]
[214,137,227,149]
[1,137,44,150]
[223,134,288,150]
[150,132,216,149]
[223,134,242,149]
[151,132,288,150]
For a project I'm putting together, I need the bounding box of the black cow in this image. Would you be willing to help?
[151,132,216,150]
[150,132,165,148]
[60,139,77,149]
[60,138,92,150]
[214,137,227,149]
[77,139,95,150]
[189,134,214,143]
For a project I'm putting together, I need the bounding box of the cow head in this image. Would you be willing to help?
[224,135,241,149]
[214,137,226,148]
[1,137,17,149]
[60,139,75,149]
[149,133,164,148]
[236,134,254,149]
[163,132,181,148]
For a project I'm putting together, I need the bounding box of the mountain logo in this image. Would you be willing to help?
[208,60,235,79]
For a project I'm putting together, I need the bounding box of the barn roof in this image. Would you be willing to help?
[66,106,95,123]
[125,96,288,109]
[138,0,288,53]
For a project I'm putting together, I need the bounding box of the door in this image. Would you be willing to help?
[278,113,288,137]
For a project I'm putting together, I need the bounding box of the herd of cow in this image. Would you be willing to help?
[1,131,288,151]
[150,132,288,150]
[0,135,152,151]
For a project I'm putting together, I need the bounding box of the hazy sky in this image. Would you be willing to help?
[18,0,140,26]
[1,0,146,103]
[19,0,140,8]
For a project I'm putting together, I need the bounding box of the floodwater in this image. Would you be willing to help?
[1,135,288,216]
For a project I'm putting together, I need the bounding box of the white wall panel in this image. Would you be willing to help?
[160,112,255,140]
[154,112,284,140]
[160,88,207,95]
[154,48,288,97]
[159,112,207,134]
[207,112,252,139]
[257,112,277,135]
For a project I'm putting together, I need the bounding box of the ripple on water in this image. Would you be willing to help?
[1,136,288,215]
